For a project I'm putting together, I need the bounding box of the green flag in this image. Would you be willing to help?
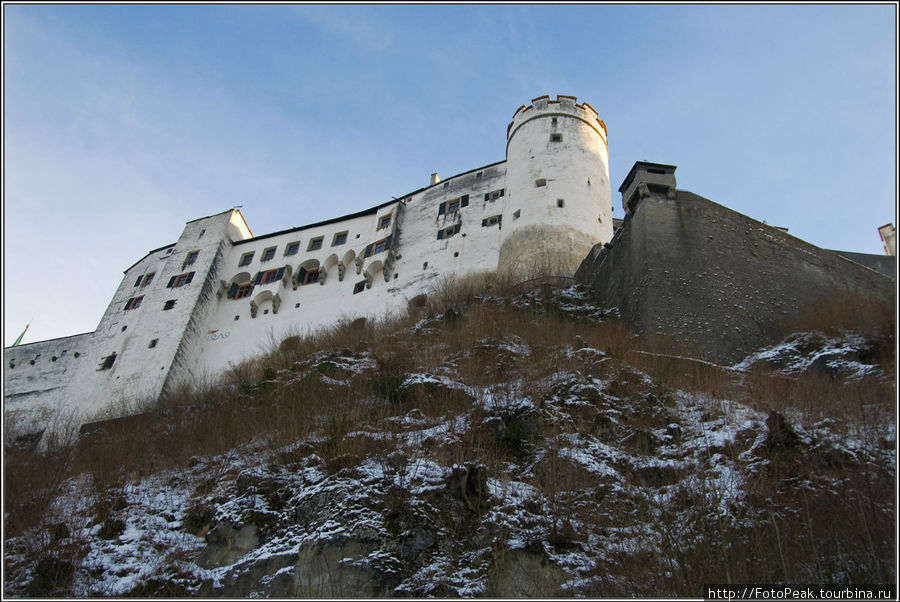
[11,323,29,347]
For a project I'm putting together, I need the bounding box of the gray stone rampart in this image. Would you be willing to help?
[576,190,895,363]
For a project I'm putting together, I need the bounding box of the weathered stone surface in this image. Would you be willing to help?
[196,523,260,569]
[576,188,895,363]
[487,548,567,597]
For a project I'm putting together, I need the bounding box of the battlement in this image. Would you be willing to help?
[507,94,608,146]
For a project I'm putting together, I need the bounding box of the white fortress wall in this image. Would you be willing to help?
[501,95,613,275]
[4,333,94,435]
[4,95,614,441]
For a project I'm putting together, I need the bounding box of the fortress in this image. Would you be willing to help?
[4,94,895,442]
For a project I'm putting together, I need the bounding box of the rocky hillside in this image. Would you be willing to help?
[4,276,895,597]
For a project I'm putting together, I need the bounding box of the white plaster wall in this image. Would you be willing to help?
[4,97,616,439]
[500,95,613,275]
[4,333,94,435]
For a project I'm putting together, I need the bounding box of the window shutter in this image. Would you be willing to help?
[461,195,468,207]
[186,271,195,284]
[385,235,393,250]
[124,299,132,310]
[227,283,238,299]
[254,272,263,285]
[437,230,445,240]
[297,267,306,284]
[500,189,505,197]
[134,275,143,287]
[364,244,373,258]
[481,218,488,227]
[438,202,445,216]
[167,276,176,288]
[454,224,461,235]
[276,267,285,280]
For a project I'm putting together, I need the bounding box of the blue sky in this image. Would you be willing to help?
[4,4,897,346]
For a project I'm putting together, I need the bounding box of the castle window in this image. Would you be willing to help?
[148,339,158,349]
[302,269,320,285]
[438,195,468,216]
[99,353,117,370]
[552,117,558,125]
[235,283,253,299]
[377,215,392,230]
[163,300,176,310]
[513,209,521,220]
[364,237,391,258]
[141,273,155,287]
[285,242,300,256]
[438,224,461,240]
[353,281,366,294]
[308,237,324,251]
[134,275,143,287]
[333,231,348,246]
[443,182,450,189]
[239,252,254,267]
[261,246,277,262]
[557,199,565,208]
[167,272,195,288]
[482,215,502,228]
[199,229,206,239]
[535,178,547,187]
[184,250,199,267]
[476,171,483,179]
[551,133,562,142]
[125,296,144,310]
[256,268,283,285]
[484,189,504,202]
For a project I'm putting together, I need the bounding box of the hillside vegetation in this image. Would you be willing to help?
[4,273,895,597]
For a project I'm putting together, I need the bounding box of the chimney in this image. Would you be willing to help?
[430,172,441,186]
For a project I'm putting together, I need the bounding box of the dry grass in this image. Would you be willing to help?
[4,269,895,596]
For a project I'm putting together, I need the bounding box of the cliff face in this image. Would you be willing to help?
[4,282,895,597]
[576,189,896,363]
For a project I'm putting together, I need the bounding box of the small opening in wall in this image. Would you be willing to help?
[149,339,158,348]
[74,352,80,358]
[122,325,127,332]
[199,229,206,239]
[453,251,459,258]
[513,209,521,220]
[551,117,558,125]
[99,353,117,370]
[163,300,176,311]
[443,182,449,189]
[535,178,547,187]
[557,198,565,208]
[550,133,562,142]
[264,309,270,315]
[295,303,300,308]
[51,356,57,362]
[353,281,366,294]
[423,262,428,270]
[394,273,399,279]
[234,315,240,321]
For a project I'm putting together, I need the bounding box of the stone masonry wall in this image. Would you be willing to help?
[576,190,896,363]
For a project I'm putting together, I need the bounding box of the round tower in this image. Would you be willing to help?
[498,94,613,277]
